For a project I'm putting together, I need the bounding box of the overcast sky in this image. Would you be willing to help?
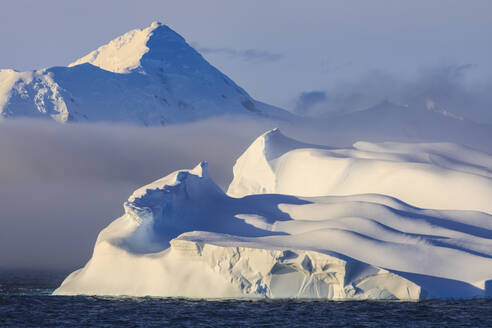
[1,0,491,111]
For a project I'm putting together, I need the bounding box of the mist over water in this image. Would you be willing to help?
[0,117,321,270]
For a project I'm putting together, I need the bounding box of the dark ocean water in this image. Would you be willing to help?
[1,270,491,327]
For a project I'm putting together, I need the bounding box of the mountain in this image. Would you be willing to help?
[54,130,492,299]
[307,100,492,153]
[0,22,292,125]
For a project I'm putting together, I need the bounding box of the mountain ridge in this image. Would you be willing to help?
[303,99,492,153]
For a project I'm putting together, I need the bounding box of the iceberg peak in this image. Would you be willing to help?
[262,127,281,136]
[128,161,218,204]
[257,128,327,160]
[227,128,292,197]
[227,129,328,197]
[187,161,208,178]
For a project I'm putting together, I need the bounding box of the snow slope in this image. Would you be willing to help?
[0,22,291,125]
[54,131,492,299]
[228,129,492,214]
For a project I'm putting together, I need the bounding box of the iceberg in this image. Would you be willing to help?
[54,130,492,299]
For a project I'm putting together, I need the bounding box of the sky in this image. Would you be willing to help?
[0,0,491,117]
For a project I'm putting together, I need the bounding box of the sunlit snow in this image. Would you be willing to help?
[54,130,492,299]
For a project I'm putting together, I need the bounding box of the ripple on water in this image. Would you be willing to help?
[0,270,491,327]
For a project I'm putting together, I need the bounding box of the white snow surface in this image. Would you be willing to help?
[228,129,492,214]
[0,22,291,125]
[54,130,492,299]
[68,22,159,74]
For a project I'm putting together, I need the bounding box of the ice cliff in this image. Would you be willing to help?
[54,130,492,299]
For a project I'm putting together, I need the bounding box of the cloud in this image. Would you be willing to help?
[195,45,283,63]
[294,64,492,124]
[320,59,353,74]
[294,90,327,114]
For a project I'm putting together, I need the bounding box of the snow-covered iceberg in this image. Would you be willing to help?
[228,129,492,214]
[54,130,492,299]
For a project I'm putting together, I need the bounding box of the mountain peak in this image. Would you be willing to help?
[150,21,164,29]
[68,22,187,74]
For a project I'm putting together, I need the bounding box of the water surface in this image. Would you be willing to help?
[1,269,490,327]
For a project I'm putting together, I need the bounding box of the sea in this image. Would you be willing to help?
[1,269,491,327]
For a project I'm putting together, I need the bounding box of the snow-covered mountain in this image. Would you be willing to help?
[309,100,492,153]
[54,130,492,299]
[1,21,489,153]
[0,22,291,125]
